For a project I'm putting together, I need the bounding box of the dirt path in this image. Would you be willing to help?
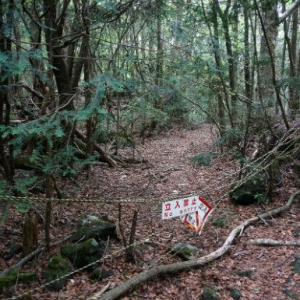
[1,124,300,300]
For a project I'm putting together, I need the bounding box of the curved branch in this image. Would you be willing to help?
[90,189,300,300]
[278,0,300,24]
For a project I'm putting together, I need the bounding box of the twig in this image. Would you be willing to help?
[89,283,111,300]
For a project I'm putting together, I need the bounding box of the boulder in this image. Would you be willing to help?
[201,286,220,300]
[71,214,117,242]
[44,254,69,291]
[61,238,105,271]
[228,287,242,300]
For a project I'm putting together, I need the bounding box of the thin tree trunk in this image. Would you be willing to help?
[155,0,164,86]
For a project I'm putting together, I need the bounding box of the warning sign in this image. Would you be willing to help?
[162,196,205,220]
[181,200,213,233]
[162,195,213,233]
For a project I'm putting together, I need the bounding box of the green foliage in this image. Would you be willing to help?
[254,193,269,205]
[215,128,244,148]
[122,97,169,134]
[14,176,37,195]
[211,208,234,228]
[211,216,227,228]
[0,110,98,186]
[190,152,216,167]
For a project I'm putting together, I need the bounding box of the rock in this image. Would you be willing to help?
[201,286,220,300]
[169,242,199,260]
[44,254,69,291]
[61,238,105,271]
[229,175,267,205]
[71,214,117,242]
[4,242,22,260]
[228,287,242,299]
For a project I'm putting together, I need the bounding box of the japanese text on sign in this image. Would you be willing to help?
[162,196,209,219]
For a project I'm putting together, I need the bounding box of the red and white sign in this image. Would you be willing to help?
[181,202,213,233]
[162,195,211,219]
[162,195,213,233]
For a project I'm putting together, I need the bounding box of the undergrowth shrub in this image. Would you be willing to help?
[190,152,217,167]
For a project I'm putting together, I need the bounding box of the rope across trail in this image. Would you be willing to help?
[0,193,196,204]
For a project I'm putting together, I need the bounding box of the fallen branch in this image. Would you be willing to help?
[247,238,300,246]
[0,235,72,278]
[75,130,118,168]
[89,282,111,300]
[0,247,43,278]
[89,189,300,300]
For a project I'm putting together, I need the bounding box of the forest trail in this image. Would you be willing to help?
[1,124,300,300]
[79,124,224,202]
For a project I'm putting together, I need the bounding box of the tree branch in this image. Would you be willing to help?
[247,238,300,246]
[278,0,300,24]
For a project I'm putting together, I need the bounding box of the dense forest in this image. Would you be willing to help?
[0,0,300,194]
[1,0,300,299]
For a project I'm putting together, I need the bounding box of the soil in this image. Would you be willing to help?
[1,123,300,300]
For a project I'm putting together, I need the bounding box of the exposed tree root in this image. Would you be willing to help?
[247,238,300,246]
[89,189,300,300]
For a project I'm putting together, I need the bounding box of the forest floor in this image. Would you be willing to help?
[1,123,300,300]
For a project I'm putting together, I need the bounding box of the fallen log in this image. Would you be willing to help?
[89,189,300,300]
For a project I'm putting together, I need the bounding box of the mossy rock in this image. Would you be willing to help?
[228,287,242,300]
[71,214,117,242]
[201,286,220,300]
[169,242,199,260]
[44,254,69,291]
[229,175,267,205]
[61,238,105,271]
[0,268,36,292]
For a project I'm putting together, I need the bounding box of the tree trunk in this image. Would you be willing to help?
[214,0,238,126]
[257,0,278,110]
[0,0,14,181]
[155,0,164,86]
[288,8,299,115]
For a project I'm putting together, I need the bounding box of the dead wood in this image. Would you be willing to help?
[89,189,300,300]
[247,238,300,246]
[75,130,118,168]
[0,247,43,278]
[0,235,72,279]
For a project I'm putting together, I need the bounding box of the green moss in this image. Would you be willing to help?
[0,270,36,291]
[44,254,69,291]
